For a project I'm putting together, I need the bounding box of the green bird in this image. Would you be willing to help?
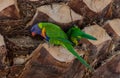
[67,26,97,45]
[31,22,93,70]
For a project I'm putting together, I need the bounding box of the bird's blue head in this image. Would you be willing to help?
[31,24,41,36]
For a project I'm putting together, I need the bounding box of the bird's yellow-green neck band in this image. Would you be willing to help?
[38,23,42,28]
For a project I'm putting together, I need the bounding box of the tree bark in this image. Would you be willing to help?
[68,0,113,20]
[92,53,120,78]
[81,25,113,68]
[19,43,88,78]
[27,3,83,30]
[0,34,7,70]
[0,0,20,20]
[103,19,120,40]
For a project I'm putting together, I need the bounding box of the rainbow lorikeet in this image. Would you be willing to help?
[67,26,97,45]
[31,22,93,70]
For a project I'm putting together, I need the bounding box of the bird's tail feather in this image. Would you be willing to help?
[78,27,97,40]
[81,32,97,40]
[62,42,93,70]
[50,37,93,70]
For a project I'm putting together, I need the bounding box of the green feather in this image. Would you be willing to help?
[49,37,73,45]
[37,22,92,70]
[61,42,93,70]
[72,31,97,40]
[67,26,97,45]
[80,32,97,40]
[38,22,68,39]
[71,37,79,46]
[49,37,93,70]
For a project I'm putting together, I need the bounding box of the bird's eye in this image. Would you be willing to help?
[31,27,35,32]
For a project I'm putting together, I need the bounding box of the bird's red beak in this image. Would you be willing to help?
[31,32,36,37]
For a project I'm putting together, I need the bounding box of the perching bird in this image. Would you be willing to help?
[67,26,97,45]
[31,22,93,70]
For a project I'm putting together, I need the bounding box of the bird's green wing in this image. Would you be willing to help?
[68,27,97,40]
[49,37,73,45]
[38,22,68,39]
[72,31,97,40]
